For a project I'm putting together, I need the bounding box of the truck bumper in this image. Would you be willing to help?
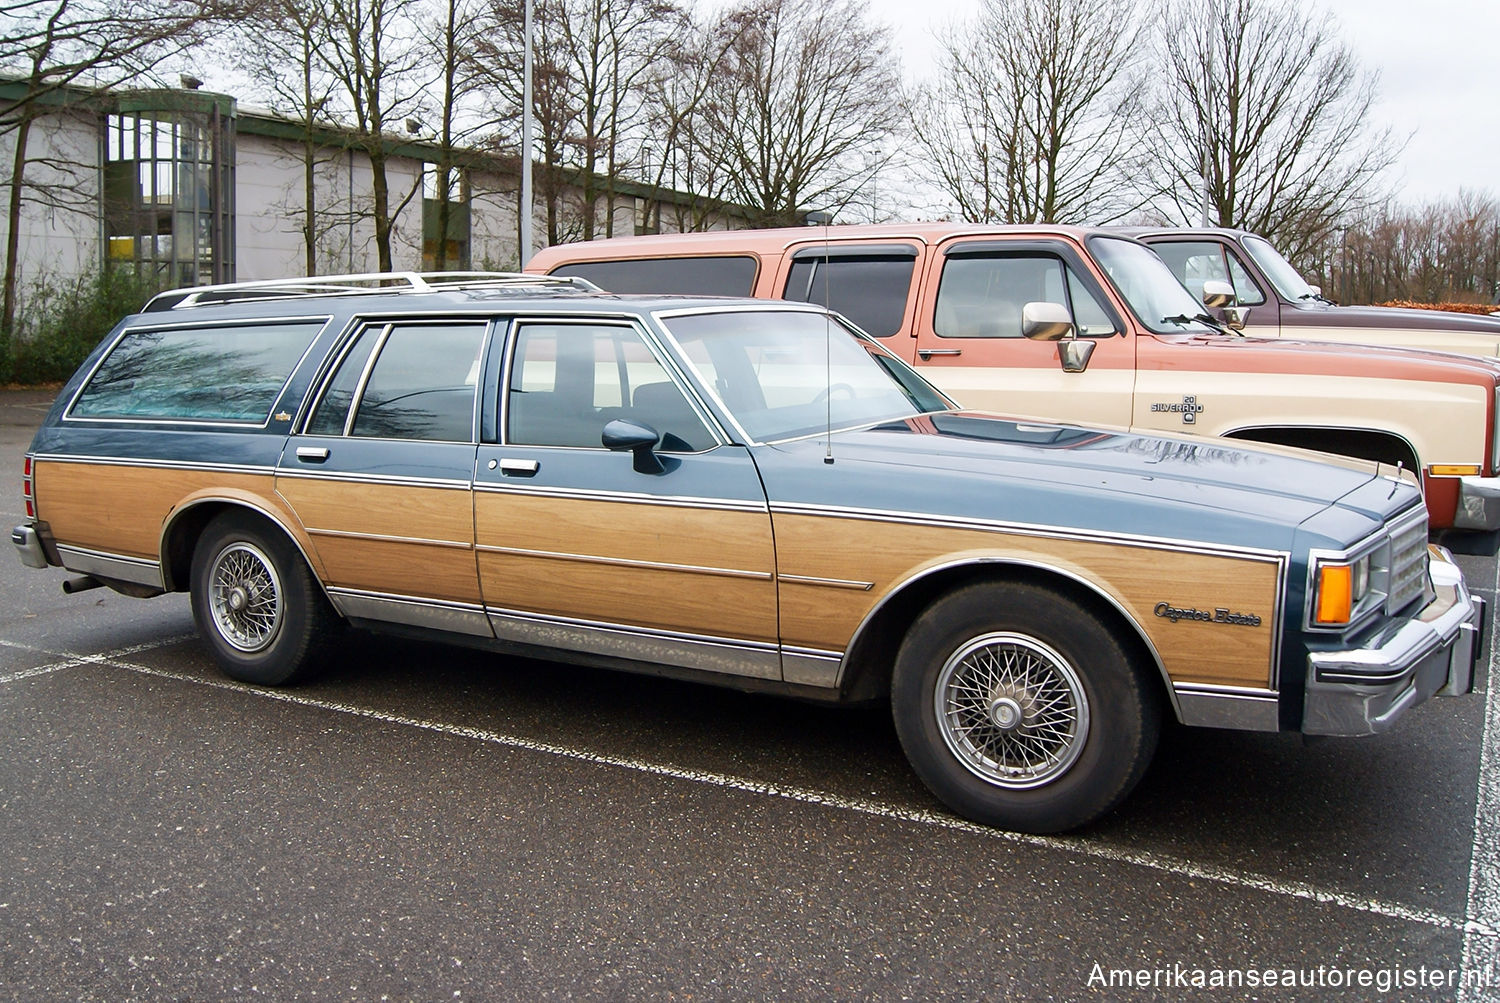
[1303,546,1484,736]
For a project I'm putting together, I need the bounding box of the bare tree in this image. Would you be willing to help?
[314,0,427,272]
[1140,0,1398,261]
[695,0,901,226]
[909,0,1146,224]
[0,0,222,347]
[233,0,344,276]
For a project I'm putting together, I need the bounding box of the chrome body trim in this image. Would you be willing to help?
[474,543,771,581]
[768,501,1290,562]
[777,574,875,591]
[307,527,473,550]
[837,555,1191,721]
[55,545,163,589]
[1302,506,1430,633]
[327,589,494,638]
[1173,684,1280,732]
[782,646,843,688]
[1303,547,1481,735]
[484,606,782,681]
[30,454,277,476]
[11,524,48,569]
[472,481,769,513]
[273,469,473,491]
[1455,474,1500,531]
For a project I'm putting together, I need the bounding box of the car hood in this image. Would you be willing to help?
[1287,301,1500,334]
[753,411,1415,552]
[1169,327,1500,381]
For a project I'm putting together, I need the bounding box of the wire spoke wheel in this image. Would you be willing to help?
[935,631,1089,790]
[206,542,284,653]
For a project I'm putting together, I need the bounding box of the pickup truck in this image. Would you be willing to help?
[528,223,1500,534]
[1128,226,1500,359]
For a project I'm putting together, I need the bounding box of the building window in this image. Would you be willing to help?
[422,164,471,271]
[103,91,235,288]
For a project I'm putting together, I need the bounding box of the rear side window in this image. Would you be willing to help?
[71,321,323,423]
[549,256,757,296]
[782,250,915,337]
[338,323,487,442]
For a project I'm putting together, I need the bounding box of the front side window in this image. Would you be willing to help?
[1089,237,1217,335]
[1242,235,1318,302]
[507,323,714,451]
[782,251,915,337]
[662,309,948,443]
[72,321,322,422]
[934,254,1116,339]
[307,322,486,441]
[1150,240,1266,307]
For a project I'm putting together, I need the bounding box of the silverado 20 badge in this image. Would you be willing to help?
[1150,395,1205,424]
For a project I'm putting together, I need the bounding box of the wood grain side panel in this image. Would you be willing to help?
[774,514,1281,689]
[33,462,276,561]
[276,478,480,604]
[474,492,777,643]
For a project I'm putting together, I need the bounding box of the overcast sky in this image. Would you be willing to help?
[870,0,1498,206]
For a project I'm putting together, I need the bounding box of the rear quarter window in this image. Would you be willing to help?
[549,255,758,296]
[70,321,324,423]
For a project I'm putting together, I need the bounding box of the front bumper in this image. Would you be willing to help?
[11,524,49,570]
[1303,546,1485,736]
[1455,474,1500,530]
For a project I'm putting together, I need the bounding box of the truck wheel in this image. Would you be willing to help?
[190,512,335,686]
[891,581,1160,833]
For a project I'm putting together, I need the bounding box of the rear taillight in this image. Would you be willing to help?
[22,454,34,518]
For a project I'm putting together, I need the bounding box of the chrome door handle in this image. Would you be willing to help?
[917,348,963,359]
[498,458,539,476]
[295,447,330,462]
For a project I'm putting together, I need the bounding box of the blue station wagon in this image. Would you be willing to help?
[10,273,1485,833]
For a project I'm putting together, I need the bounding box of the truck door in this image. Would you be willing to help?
[910,238,1136,428]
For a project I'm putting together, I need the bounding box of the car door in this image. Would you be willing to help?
[910,237,1136,428]
[473,317,781,680]
[275,318,490,636]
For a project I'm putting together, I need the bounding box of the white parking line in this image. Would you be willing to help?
[66,651,1493,940]
[0,635,195,686]
[1461,559,1500,1002]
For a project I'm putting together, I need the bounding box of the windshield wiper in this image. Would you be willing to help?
[1161,312,1233,335]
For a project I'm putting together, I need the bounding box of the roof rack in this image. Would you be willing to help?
[143,270,600,312]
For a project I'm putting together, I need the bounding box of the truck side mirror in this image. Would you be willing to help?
[1222,306,1250,331]
[1201,280,1235,309]
[1022,301,1094,373]
[1021,301,1074,341]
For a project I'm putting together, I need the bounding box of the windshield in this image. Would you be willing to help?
[659,309,950,442]
[1089,237,1217,335]
[1242,235,1319,301]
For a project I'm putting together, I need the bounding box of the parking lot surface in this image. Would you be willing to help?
[3,387,1498,1000]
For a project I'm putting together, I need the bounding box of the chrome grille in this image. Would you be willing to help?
[1386,516,1429,614]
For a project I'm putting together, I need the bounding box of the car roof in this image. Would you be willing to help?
[525,221,1121,265]
[138,272,818,321]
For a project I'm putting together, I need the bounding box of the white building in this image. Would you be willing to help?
[0,79,754,293]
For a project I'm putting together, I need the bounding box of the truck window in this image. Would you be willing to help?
[935,255,1115,338]
[782,251,915,337]
[549,255,758,296]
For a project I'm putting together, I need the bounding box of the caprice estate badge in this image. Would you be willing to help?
[1154,602,1262,627]
[1150,395,1205,425]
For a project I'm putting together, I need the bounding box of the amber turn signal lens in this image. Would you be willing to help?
[1429,464,1481,477]
[1315,564,1353,626]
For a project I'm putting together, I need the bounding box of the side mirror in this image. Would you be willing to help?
[602,418,664,474]
[1021,301,1074,342]
[1201,280,1235,309]
[1222,305,1250,331]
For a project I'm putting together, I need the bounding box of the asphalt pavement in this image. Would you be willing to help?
[2,387,1498,1001]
